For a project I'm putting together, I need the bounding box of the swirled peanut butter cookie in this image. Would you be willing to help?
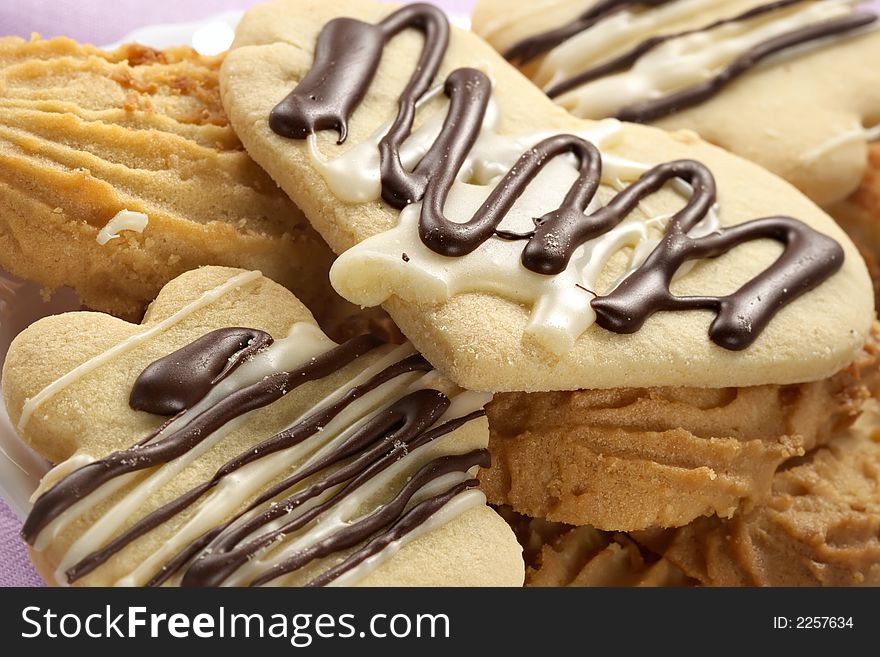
[633,400,880,586]
[221,0,872,394]
[0,36,348,329]
[2,266,523,586]
[483,327,880,529]
[472,0,880,209]
[501,394,880,587]
[497,506,694,586]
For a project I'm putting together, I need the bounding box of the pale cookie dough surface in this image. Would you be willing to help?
[472,0,880,208]
[0,37,349,331]
[221,0,872,393]
[2,266,523,587]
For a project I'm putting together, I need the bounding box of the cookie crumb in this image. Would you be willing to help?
[401,252,410,262]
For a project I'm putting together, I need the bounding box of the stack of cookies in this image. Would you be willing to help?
[2,0,879,586]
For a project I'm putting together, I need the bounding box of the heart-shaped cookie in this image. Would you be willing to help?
[220,0,872,394]
[2,266,523,586]
[472,0,880,208]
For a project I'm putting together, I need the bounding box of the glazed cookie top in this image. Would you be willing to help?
[221,0,873,393]
[2,266,523,587]
[472,0,880,207]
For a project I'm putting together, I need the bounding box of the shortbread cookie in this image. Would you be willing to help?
[472,0,880,208]
[481,326,879,529]
[2,266,523,586]
[220,0,872,394]
[633,401,880,586]
[498,506,694,586]
[0,36,346,329]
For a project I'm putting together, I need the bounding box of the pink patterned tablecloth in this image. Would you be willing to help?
[1,0,879,587]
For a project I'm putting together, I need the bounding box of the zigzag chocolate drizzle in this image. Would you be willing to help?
[590,162,844,349]
[24,329,489,586]
[269,4,448,146]
[269,3,845,350]
[269,2,459,208]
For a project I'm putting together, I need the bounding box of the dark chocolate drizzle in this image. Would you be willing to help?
[257,452,487,587]
[23,333,382,543]
[25,328,488,586]
[64,351,434,582]
[382,66,491,209]
[270,3,448,146]
[194,443,482,587]
[503,0,878,123]
[590,162,845,350]
[148,409,486,588]
[525,148,715,275]
[544,0,806,98]
[269,2,455,208]
[614,11,878,123]
[176,388,456,586]
[304,473,481,587]
[505,0,671,64]
[420,133,601,259]
[268,4,846,350]
[129,327,272,416]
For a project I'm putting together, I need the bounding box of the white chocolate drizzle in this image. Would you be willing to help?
[513,0,869,120]
[95,209,149,246]
[27,313,491,586]
[800,122,880,164]
[322,81,719,354]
